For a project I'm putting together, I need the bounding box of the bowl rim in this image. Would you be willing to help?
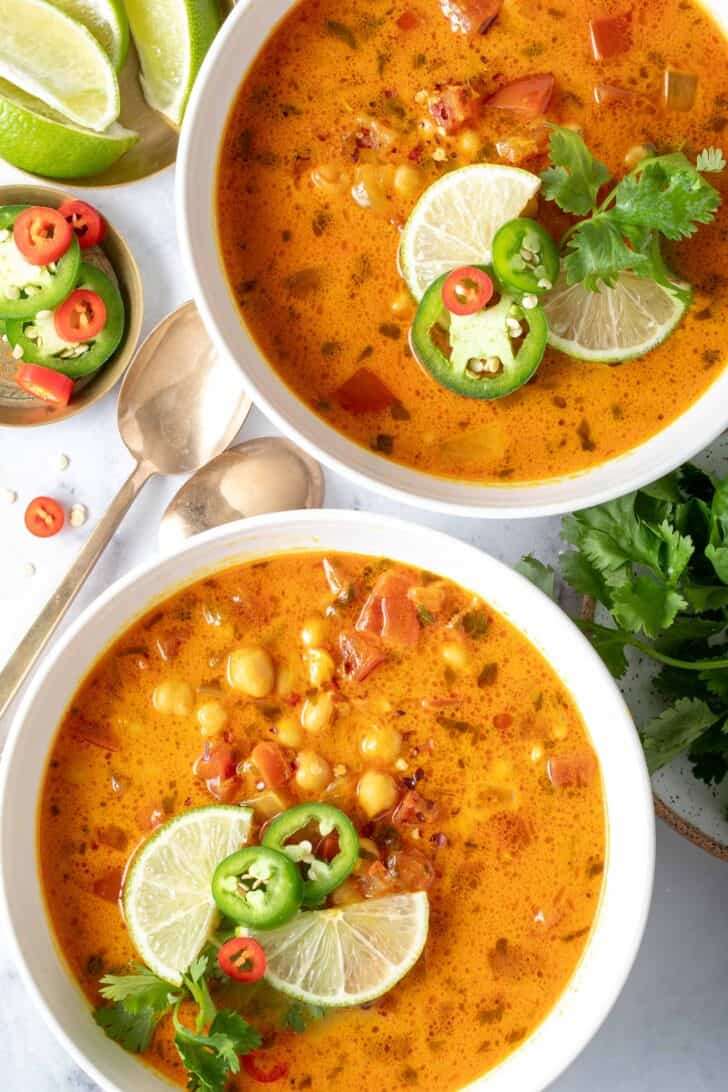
[0,509,655,1092]
[176,0,728,519]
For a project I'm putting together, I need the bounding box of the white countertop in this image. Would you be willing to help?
[0,160,726,1091]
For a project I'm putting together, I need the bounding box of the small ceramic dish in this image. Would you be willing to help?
[0,183,143,427]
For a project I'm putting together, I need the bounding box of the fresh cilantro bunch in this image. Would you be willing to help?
[94,955,261,1092]
[540,126,724,296]
[541,465,728,783]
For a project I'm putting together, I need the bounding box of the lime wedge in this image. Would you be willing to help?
[47,0,130,71]
[399,164,541,301]
[0,0,120,132]
[241,892,429,1007]
[0,79,137,179]
[124,0,220,127]
[123,805,253,986]
[543,266,690,363]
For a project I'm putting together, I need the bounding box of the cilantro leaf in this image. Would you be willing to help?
[516,555,556,598]
[173,1005,262,1092]
[99,965,178,1015]
[540,126,611,216]
[281,1002,327,1033]
[94,1003,160,1054]
[641,697,721,773]
[577,620,630,677]
[696,147,726,173]
[560,549,611,603]
[614,155,721,241]
[563,215,651,290]
[610,576,687,638]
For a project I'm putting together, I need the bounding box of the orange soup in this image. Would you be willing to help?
[39,553,605,1090]
[216,0,728,484]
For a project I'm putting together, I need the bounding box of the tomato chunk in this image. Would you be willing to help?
[25,496,64,537]
[251,741,292,790]
[397,9,420,30]
[356,569,421,646]
[547,751,597,789]
[55,289,106,343]
[440,0,502,35]
[58,199,106,249]
[428,83,482,133]
[15,363,73,406]
[13,206,73,266]
[392,790,439,826]
[589,12,632,61]
[195,742,238,800]
[334,367,397,413]
[338,630,387,682]
[485,73,555,117]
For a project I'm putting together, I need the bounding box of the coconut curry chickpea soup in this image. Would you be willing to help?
[40,552,605,1090]
[216,0,728,484]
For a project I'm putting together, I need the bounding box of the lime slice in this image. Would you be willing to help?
[241,892,429,1007]
[0,0,120,132]
[399,164,541,301]
[543,266,690,363]
[0,79,137,179]
[124,0,220,127]
[123,805,253,986]
[48,0,130,71]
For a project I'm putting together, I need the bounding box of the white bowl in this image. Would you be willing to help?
[0,511,653,1092]
[176,0,728,519]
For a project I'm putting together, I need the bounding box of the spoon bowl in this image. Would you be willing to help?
[158,437,324,551]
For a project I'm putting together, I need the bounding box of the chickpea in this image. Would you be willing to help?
[393,164,424,199]
[311,163,350,195]
[306,648,336,688]
[196,700,228,737]
[441,641,470,672]
[551,719,569,741]
[152,680,194,717]
[295,750,332,793]
[227,646,275,698]
[357,770,398,818]
[360,724,402,764]
[277,715,304,749]
[301,690,335,733]
[301,615,328,648]
[457,128,481,160]
[624,142,656,170]
[390,290,414,317]
[351,164,394,210]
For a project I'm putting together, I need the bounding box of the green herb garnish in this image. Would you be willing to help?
[540,126,723,296]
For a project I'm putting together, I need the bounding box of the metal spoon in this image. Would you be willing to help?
[0,301,251,721]
[158,437,324,552]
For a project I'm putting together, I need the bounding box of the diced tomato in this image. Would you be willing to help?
[55,289,106,343]
[58,199,106,249]
[135,803,166,831]
[485,73,555,117]
[397,9,420,29]
[13,206,73,266]
[440,0,502,35]
[362,849,435,897]
[242,1052,289,1083]
[195,742,238,799]
[588,12,632,61]
[96,825,129,852]
[15,363,74,406]
[428,83,482,134]
[323,556,356,602]
[334,367,397,413]
[251,741,292,790]
[338,631,387,682]
[356,569,421,646]
[25,496,64,538]
[92,867,123,903]
[392,790,439,826]
[547,752,597,789]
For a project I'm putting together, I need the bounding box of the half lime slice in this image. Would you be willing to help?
[0,0,120,132]
[399,164,541,301]
[241,892,429,1007]
[124,0,220,127]
[0,79,137,179]
[543,266,690,363]
[123,805,253,986]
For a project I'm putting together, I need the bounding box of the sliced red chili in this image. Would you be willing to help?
[13,206,73,266]
[14,363,73,406]
[217,936,267,983]
[25,496,64,538]
[242,1051,289,1083]
[58,199,106,249]
[54,289,107,343]
[441,266,494,315]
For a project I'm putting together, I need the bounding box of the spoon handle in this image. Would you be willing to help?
[0,462,153,728]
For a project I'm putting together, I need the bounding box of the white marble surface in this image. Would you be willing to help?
[0,158,726,1091]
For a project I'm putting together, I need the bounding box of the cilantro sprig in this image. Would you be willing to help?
[520,465,728,784]
[94,955,261,1092]
[540,126,724,296]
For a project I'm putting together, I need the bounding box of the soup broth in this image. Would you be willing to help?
[40,552,605,1090]
[217,0,728,484]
